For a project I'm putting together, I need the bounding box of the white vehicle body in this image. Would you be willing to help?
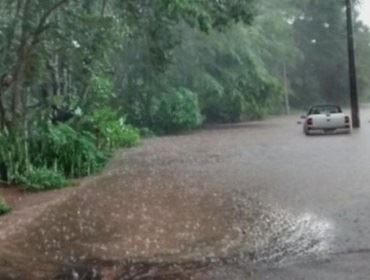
[303,105,351,135]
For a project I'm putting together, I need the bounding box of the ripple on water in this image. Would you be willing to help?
[230,196,334,267]
[57,196,334,280]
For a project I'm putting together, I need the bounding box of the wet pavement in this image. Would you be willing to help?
[2,108,370,279]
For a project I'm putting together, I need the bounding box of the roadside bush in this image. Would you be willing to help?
[201,90,244,123]
[139,127,155,138]
[0,105,140,190]
[29,123,107,178]
[0,198,11,215]
[16,167,68,192]
[0,134,26,182]
[90,107,140,149]
[152,88,203,133]
[0,122,108,186]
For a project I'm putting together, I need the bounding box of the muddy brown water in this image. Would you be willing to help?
[1,114,357,279]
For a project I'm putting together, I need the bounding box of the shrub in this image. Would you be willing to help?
[91,107,140,149]
[16,167,68,192]
[0,105,140,190]
[0,134,24,182]
[139,127,155,138]
[0,122,108,184]
[0,198,11,215]
[119,126,141,147]
[201,89,244,123]
[29,123,107,178]
[152,88,203,133]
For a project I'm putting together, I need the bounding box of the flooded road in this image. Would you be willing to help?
[2,109,370,279]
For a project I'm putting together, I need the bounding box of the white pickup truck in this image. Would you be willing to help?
[302,105,351,135]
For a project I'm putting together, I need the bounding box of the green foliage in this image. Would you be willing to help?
[139,127,155,138]
[0,134,28,183]
[0,122,108,186]
[29,123,107,178]
[2,0,370,193]
[0,112,140,189]
[88,76,116,109]
[286,0,350,107]
[118,19,284,127]
[0,198,11,215]
[164,24,283,123]
[90,107,140,149]
[151,88,203,133]
[16,168,68,192]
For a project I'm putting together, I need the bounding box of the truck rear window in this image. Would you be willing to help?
[309,106,342,115]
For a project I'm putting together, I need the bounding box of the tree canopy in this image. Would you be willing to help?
[1,0,370,187]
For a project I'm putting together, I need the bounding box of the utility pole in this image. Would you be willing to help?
[283,62,290,115]
[346,0,360,128]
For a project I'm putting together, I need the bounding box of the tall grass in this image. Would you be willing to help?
[0,107,140,190]
[0,123,107,184]
[28,123,107,178]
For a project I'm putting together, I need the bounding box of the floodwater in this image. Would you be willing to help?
[2,109,370,279]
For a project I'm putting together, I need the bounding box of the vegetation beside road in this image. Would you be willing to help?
[1,0,370,213]
[0,197,11,215]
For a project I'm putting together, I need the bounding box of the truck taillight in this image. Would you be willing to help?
[345,116,350,124]
[307,118,313,125]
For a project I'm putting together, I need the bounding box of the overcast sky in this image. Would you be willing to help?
[359,0,370,26]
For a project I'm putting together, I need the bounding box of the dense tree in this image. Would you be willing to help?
[1,0,370,188]
[289,0,349,107]
[0,0,258,184]
[115,0,285,127]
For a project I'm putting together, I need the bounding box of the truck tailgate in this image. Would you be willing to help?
[312,113,345,129]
